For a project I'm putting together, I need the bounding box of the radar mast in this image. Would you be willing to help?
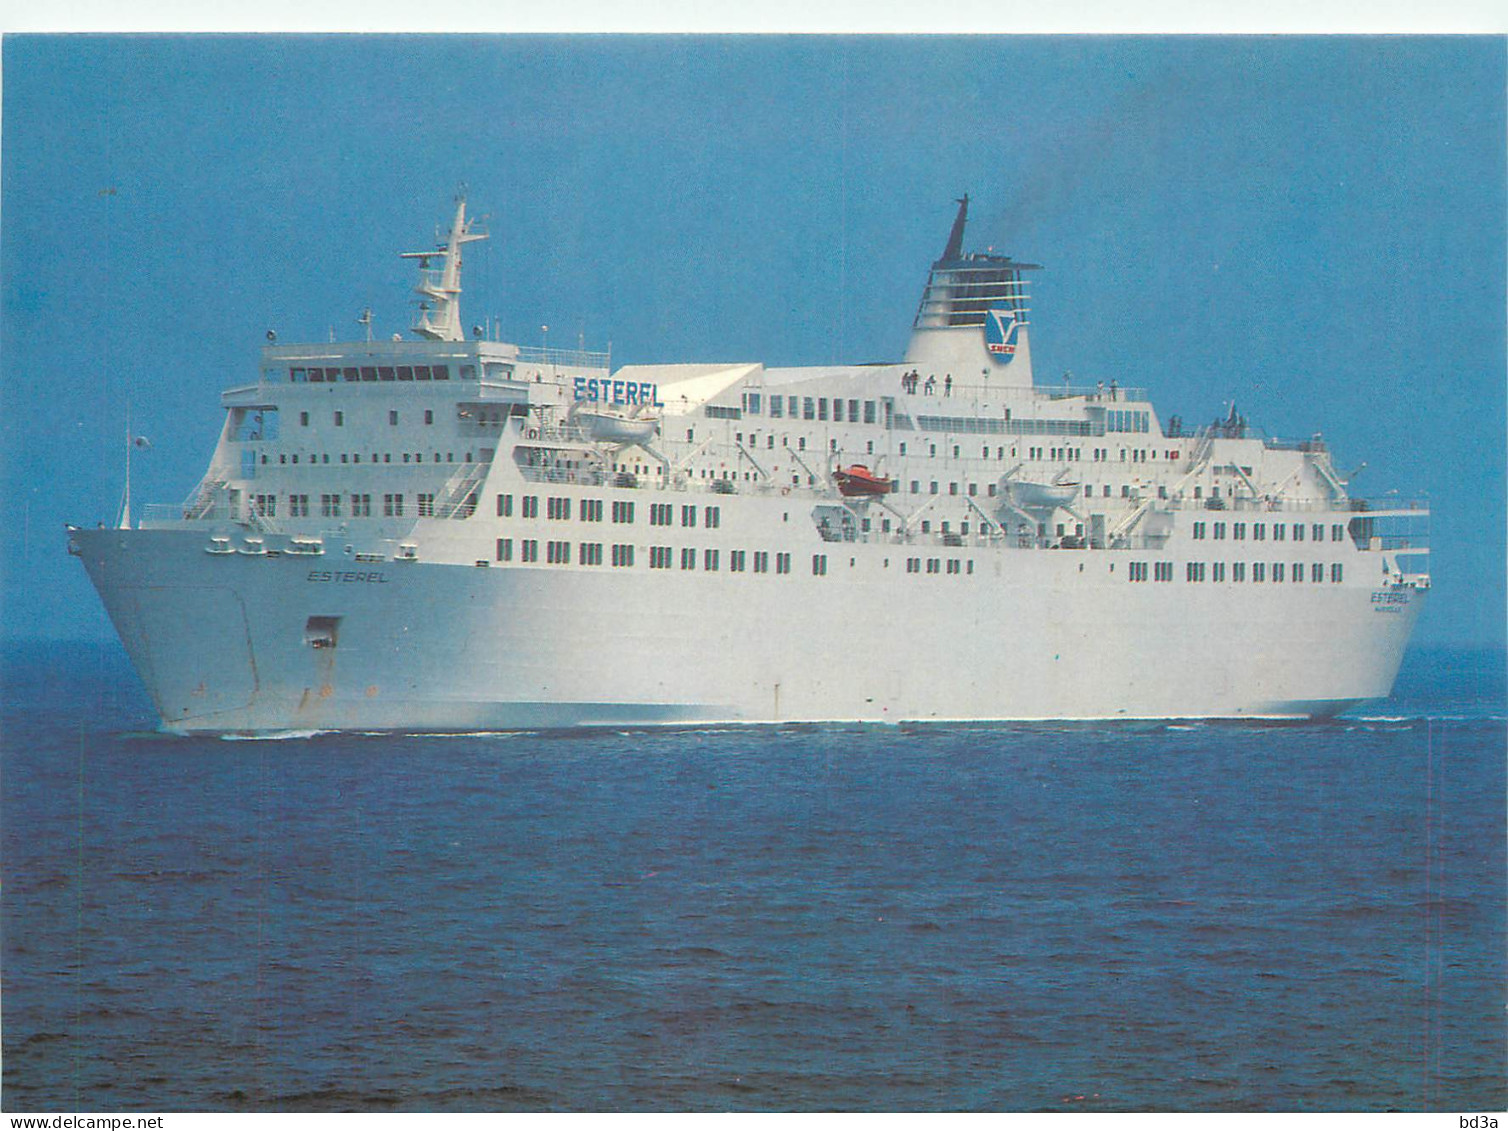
[401,194,488,341]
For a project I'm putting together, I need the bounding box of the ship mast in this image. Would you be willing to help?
[401,194,488,342]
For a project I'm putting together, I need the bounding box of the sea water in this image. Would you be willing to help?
[2,643,1503,1112]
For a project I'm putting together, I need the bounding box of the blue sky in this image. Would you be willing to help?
[2,35,1503,646]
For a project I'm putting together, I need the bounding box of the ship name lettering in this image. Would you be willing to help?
[1370,590,1410,606]
[306,569,389,584]
[574,375,660,407]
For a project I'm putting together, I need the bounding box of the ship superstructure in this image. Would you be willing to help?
[70,195,1430,733]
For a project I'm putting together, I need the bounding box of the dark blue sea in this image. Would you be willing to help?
[2,642,1503,1113]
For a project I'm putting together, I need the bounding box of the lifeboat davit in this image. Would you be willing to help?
[834,464,893,497]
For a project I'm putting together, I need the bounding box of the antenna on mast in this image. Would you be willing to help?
[401,190,489,342]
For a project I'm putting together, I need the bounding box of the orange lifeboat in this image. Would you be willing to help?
[833,464,893,497]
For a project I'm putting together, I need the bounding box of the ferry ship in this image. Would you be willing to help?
[68,196,1430,733]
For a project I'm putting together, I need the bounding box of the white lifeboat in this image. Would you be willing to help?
[1007,478,1081,510]
[573,404,659,445]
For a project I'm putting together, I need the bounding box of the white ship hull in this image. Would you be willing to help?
[72,196,1431,733]
[73,525,1425,733]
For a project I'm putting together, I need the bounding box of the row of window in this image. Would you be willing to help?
[265,447,477,466]
[1128,561,1345,584]
[254,491,442,518]
[730,396,1143,441]
[914,413,1093,437]
[905,557,974,575]
[495,495,721,528]
[755,395,881,424]
[1192,522,1347,542]
[1105,409,1151,433]
[293,409,438,428]
[495,541,830,575]
[289,364,469,383]
[495,539,636,567]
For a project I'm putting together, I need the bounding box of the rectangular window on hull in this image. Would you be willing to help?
[496,538,512,562]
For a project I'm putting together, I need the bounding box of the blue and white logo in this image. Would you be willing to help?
[985,308,1020,361]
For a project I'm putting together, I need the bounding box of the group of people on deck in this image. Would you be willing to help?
[900,370,952,397]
